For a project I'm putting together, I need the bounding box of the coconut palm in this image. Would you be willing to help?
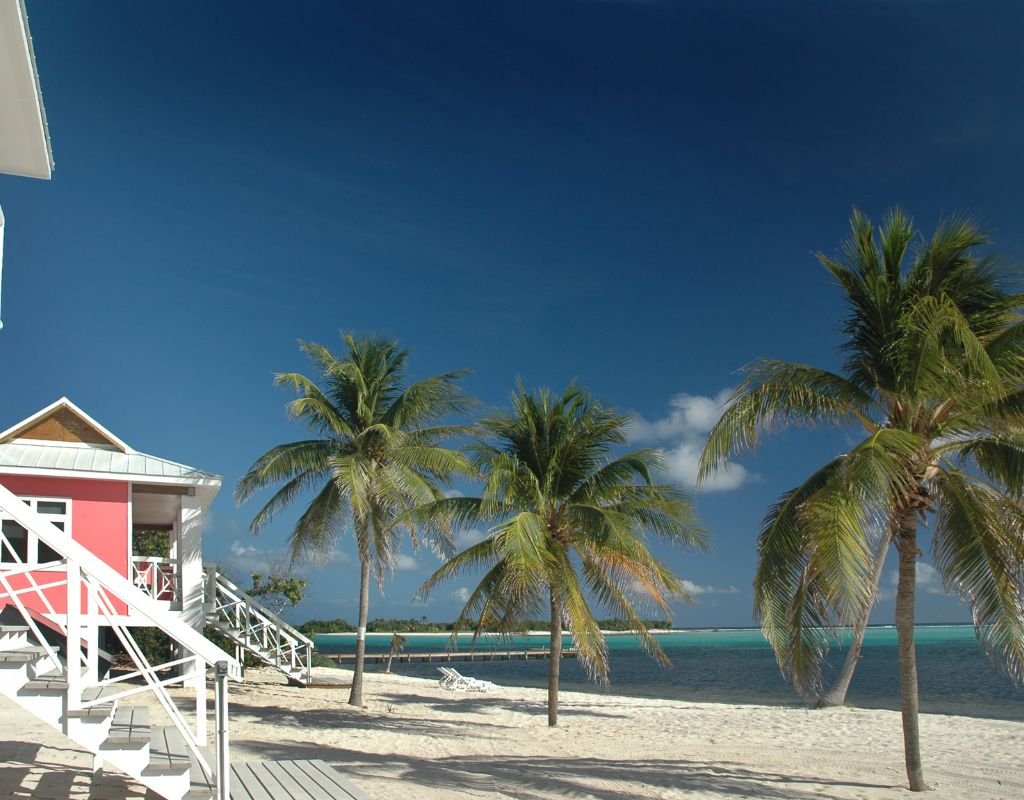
[236,335,473,706]
[699,209,1024,791]
[385,633,407,673]
[419,383,707,726]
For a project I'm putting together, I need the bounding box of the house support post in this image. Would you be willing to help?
[178,494,208,741]
[64,563,81,731]
[215,660,230,800]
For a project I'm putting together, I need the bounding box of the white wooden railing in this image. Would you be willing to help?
[204,567,313,686]
[0,483,240,800]
[131,556,180,603]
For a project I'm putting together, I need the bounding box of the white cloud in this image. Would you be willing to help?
[628,389,754,492]
[394,554,419,571]
[455,528,486,548]
[451,587,471,603]
[881,561,948,599]
[680,579,740,596]
[325,548,351,565]
[230,540,259,557]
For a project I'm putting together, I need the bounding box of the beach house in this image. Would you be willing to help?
[0,398,320,800]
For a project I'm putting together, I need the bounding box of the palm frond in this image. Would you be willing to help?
[699,360,876,483]
[235,440,335,505]
[286,479,346,565]
[932,469,1024,683]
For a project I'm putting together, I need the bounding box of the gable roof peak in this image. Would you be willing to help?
[0,397,134,453]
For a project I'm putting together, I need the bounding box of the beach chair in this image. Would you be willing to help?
[437,667,461,690]
[445,667,499,692]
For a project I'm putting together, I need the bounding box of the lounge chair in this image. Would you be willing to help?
[437,666,498,692]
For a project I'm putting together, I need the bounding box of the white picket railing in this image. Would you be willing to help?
[204,567,313,686]
[0,483,240,800]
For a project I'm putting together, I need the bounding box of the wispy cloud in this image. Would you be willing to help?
[455,527,486,548]
[451,587,471,603]
[394,554,419,572]
[628,389,754,492]
[681,579,741,597]
[879,561,948,600]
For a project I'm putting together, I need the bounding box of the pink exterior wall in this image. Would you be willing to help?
[0,474,129,617]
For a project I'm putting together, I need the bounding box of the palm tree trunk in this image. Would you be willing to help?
[348,553,371,707]
[895,507,926,791]
[547,590,562,728]
[815,534,890,708]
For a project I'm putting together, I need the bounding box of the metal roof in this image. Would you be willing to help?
[0,441,221,484]
[0,0,53,179]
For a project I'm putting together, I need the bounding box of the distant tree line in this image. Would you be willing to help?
[298,617,673,635]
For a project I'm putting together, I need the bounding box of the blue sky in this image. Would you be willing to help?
[1,0,1022,627]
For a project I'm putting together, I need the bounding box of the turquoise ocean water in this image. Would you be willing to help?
[315,625,1024,720]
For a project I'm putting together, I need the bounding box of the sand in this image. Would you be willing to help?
[1,665,1022,799]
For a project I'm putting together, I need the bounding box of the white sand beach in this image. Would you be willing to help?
[1,665,1022,799]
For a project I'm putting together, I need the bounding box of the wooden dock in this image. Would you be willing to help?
[322,648,577,665]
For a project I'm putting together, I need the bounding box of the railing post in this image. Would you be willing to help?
[85,581,99,684]
[65,563,82,724]
[194,655,208,743]
[205,567,217,611]
[215,660,230,800]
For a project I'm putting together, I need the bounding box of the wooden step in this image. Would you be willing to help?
[184,745,217,799]
[103,705,149,748]
[67,686,120,718]
[144,725,192,775]
[20,678,69,693]
[0,624,29,634]
[0,645,49,663]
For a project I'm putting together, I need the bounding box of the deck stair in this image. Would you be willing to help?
[203,568,313,687]
[0,484,240,800]
[0,627,194,797]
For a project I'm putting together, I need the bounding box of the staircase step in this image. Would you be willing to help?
[21,678,69,693]
[145,725,193,775]
[185,745,217,799]
[0,645,49,663]
[0,624,29,634]
[66,686,120,718]
[103,705,150,748]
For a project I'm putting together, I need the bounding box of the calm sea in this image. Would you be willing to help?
[314,625,1024,721]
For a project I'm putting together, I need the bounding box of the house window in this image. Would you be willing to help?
[0,497,71,565]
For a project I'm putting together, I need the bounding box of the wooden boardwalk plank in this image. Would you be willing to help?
[247,762,296,799]
[229,760,372,800]
[296,760,373,800]
[277,761,337,800]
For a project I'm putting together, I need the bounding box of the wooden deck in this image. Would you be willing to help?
[323,648,577,666]
[230,760,372,800]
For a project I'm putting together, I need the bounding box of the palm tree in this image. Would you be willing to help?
[419,383,707,726]
[699,209,1024,791]
[385,633,407,673]
[236,335,473,706]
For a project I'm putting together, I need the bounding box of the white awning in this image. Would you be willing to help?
[0,0,53,180]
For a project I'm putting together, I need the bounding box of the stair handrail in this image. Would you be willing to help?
[0,484,241,679]
[205,566,313,684]
[206,568,314,648]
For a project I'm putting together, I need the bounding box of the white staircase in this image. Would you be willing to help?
[0,484,241,800]
[204,567,314,687]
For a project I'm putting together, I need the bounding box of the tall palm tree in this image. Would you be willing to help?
[699,209,1024,791]
[419,383,707,726]
[236,335,473,706]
